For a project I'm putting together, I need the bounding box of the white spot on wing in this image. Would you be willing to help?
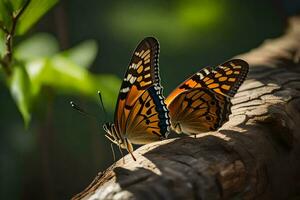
[129,76,137,84]
[197,72,204,79]
[126,74,132,81]
[203,68,210,74]
[120,87,130,93]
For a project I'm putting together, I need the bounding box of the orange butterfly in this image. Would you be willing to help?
[103,37,170,160]
[165,59,249,136]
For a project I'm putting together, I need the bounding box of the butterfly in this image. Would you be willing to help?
[165,59,249,136]
[103,37,170,161]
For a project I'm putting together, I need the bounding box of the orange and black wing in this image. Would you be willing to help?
[166,59,248,135]
[168,88,231,134]
[184,59,248,97]
[125,84,170,144]
[166,59,249,105]
[114,37,169,140]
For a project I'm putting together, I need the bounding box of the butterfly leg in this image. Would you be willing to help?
[104,134,118,145]
[110,143,116,163]
[105,134,126,164]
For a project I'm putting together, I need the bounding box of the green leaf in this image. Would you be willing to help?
[10,0,26,11]
[25,56,120,110]
[3,0,14,14]
[16,0,58,35]
[89,73,120,110]
[47,55,120,110]
[0,0,12,28]
[15,33,59,61]
[61,40,98,69]
[8,64,32,127]
[24,58,46,97]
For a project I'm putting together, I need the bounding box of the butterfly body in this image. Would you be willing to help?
[166,59,249,135]
[103,37,170,160]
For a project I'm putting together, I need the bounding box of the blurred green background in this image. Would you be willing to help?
[0,0,295,199]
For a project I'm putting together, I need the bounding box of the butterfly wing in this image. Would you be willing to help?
[168,88,231,134]
[125,84,169,144]
[186,59,249,97]
[166,59,249,105]
[114,37,170,143]
[166,59,248,135]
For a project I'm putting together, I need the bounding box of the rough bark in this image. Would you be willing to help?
[72,16,300,200]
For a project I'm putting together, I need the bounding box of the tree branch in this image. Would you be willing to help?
[72,16,300,200]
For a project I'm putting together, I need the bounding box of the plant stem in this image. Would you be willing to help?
[0,0,31,76]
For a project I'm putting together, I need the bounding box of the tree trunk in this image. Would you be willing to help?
[72,16,300,200]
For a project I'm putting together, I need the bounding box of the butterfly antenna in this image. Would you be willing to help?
[70,101,97,120]
[98,91,108,121]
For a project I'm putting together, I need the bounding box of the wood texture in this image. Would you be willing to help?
[72,16,300,200]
